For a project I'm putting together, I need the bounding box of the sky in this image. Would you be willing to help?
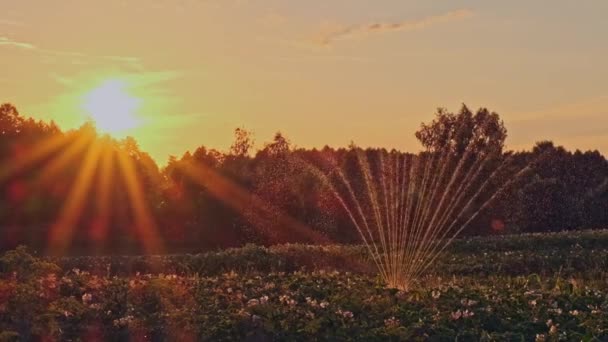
[1,0,607,163]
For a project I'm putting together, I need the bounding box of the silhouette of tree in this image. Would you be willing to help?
[415,105,507,155]
[229,127,254,157]
[0,103,22,137]
[0,103,607,253]
[259,132,291,157]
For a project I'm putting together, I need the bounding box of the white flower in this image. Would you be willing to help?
[549,325,558,335]
[548,308,563,315]
[260,295,269,305]
[384,316,400,328]
[82,293,93,303]
[451,310,462,320]
[306,297,318,307]
[247,299,260,307]
[431,290,441,299]
[113,315,134,327]
[320,301,329,309]
[461,299,478,307]
[336,309,353,319]
[279,295,296,306]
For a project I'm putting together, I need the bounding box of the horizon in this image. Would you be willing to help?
[2,1,607,162]
[5,102,608,167]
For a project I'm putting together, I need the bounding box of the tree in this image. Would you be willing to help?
[0,103,23,137]
[229,127,254,157]
[499,141,608,233]
[415,105,507,155]
[259,132,291,157]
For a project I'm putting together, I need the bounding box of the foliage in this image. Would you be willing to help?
[0,102,607,255]
[415,105,507,155]
[1,231,608,340]
[229,127,255,157]
[48,230,608,280]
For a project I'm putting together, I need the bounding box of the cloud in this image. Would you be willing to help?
[311,9,474,46]
[0,36,35,49]
[41,49,141,65]
[49,72,75,86]
[0,36,141,67]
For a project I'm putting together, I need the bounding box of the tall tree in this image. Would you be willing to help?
[415,105,507,155]
[0,103,22,137]
[229,127,255,157]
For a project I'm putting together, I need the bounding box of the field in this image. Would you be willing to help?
[1,230,608,341]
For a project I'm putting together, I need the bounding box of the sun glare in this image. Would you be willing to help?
[82,80,141,136]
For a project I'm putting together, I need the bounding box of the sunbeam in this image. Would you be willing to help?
[116,149,164,254]
[90,143,114,249]
[35,133,94,186]
[179,161,330,245]
[0,134,71,183]
[47,141,102,255]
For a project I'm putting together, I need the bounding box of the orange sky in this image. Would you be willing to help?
[1,1,607,163]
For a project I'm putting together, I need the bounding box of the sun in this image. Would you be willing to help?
[82,79,142,136]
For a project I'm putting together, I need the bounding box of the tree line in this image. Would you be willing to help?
[0,103,606,254]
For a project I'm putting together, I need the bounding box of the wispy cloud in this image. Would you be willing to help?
[311,9,474,46]
[41,49,141,65]
[49,72,75,87]
[0,36,140,67]
[0,36,35,49]
[49,69,182,92]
